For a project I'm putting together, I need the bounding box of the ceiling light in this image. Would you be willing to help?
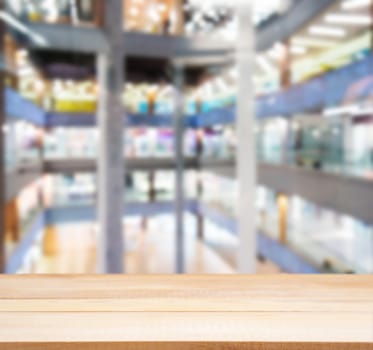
[309,25,346,38]
[325,13,372,26]
[323,105,356,117]
[267,42,286,60]
[342,0,371,10]
[130,7,139,16]
[34,80,45,94]
[148,8,161,22]
[18,66,34,76]
[228,67,238,80]
[322,104,373,117]
[290,46,307,55]
[158,3,167,12]
[292,37,337,48]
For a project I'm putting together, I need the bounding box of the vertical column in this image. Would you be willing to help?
[277,193,288,244]
[97,0,125,273]
[236,2,256,273]
[343,116,354,171]
[282,118,292,164]
[0,0,5,273]
[173,63,185,274]
[196,130,204,240]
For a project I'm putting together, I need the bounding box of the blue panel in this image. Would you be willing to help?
[45,205,96,223]
[127,113,173,128]
[193,202,237,233]
[257,232,319,274]
[5,88,45,126]
[45,112,96,127]
[194,106,235,128]
[45,112,175,128]
[6,213,45,274]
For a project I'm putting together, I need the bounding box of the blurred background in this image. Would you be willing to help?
[0,0,372,274]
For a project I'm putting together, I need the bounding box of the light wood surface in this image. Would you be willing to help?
[0,276,372,349]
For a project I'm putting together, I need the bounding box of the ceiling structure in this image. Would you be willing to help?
[255,0,372,89]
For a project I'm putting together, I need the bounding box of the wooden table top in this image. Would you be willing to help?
[0,275,372,350]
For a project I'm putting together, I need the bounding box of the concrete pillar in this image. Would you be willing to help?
[236,2,256,273]
[96,0,125,273]
[0,0,5,273]
[282,118,292,164]
[343,116,354,170]
[196,130,204,240]
[173,63,185,273]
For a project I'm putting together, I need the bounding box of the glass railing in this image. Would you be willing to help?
[257,148,373,180]
[199,173,373,273]
[260,206,373,274]
[44,171,198,208]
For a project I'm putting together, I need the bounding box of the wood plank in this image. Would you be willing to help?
[0,312,371,343]
[0,276,372,349]
[1,343,372,350]
[0,275,371,311]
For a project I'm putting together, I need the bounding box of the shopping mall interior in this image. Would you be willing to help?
[0,0,373,275]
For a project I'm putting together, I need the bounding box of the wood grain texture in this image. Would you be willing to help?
[0,275,372,349]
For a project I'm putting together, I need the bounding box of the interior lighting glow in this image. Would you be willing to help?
[18,66,34,77]
[342,0,371,10]
[323,104,373,117]
[158,3,167,12]
[323,105,357,117]
[309,25,346,38]
[34,80,45,94]
[290,46,308,55]
[148,8,161,22]
[325,13,372,26]
[312,129,321,138]
[2,125,9,134]
[291,122,300,130]
[292,36,337,48]
[268,42,286,60]
[130,7,140,16]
